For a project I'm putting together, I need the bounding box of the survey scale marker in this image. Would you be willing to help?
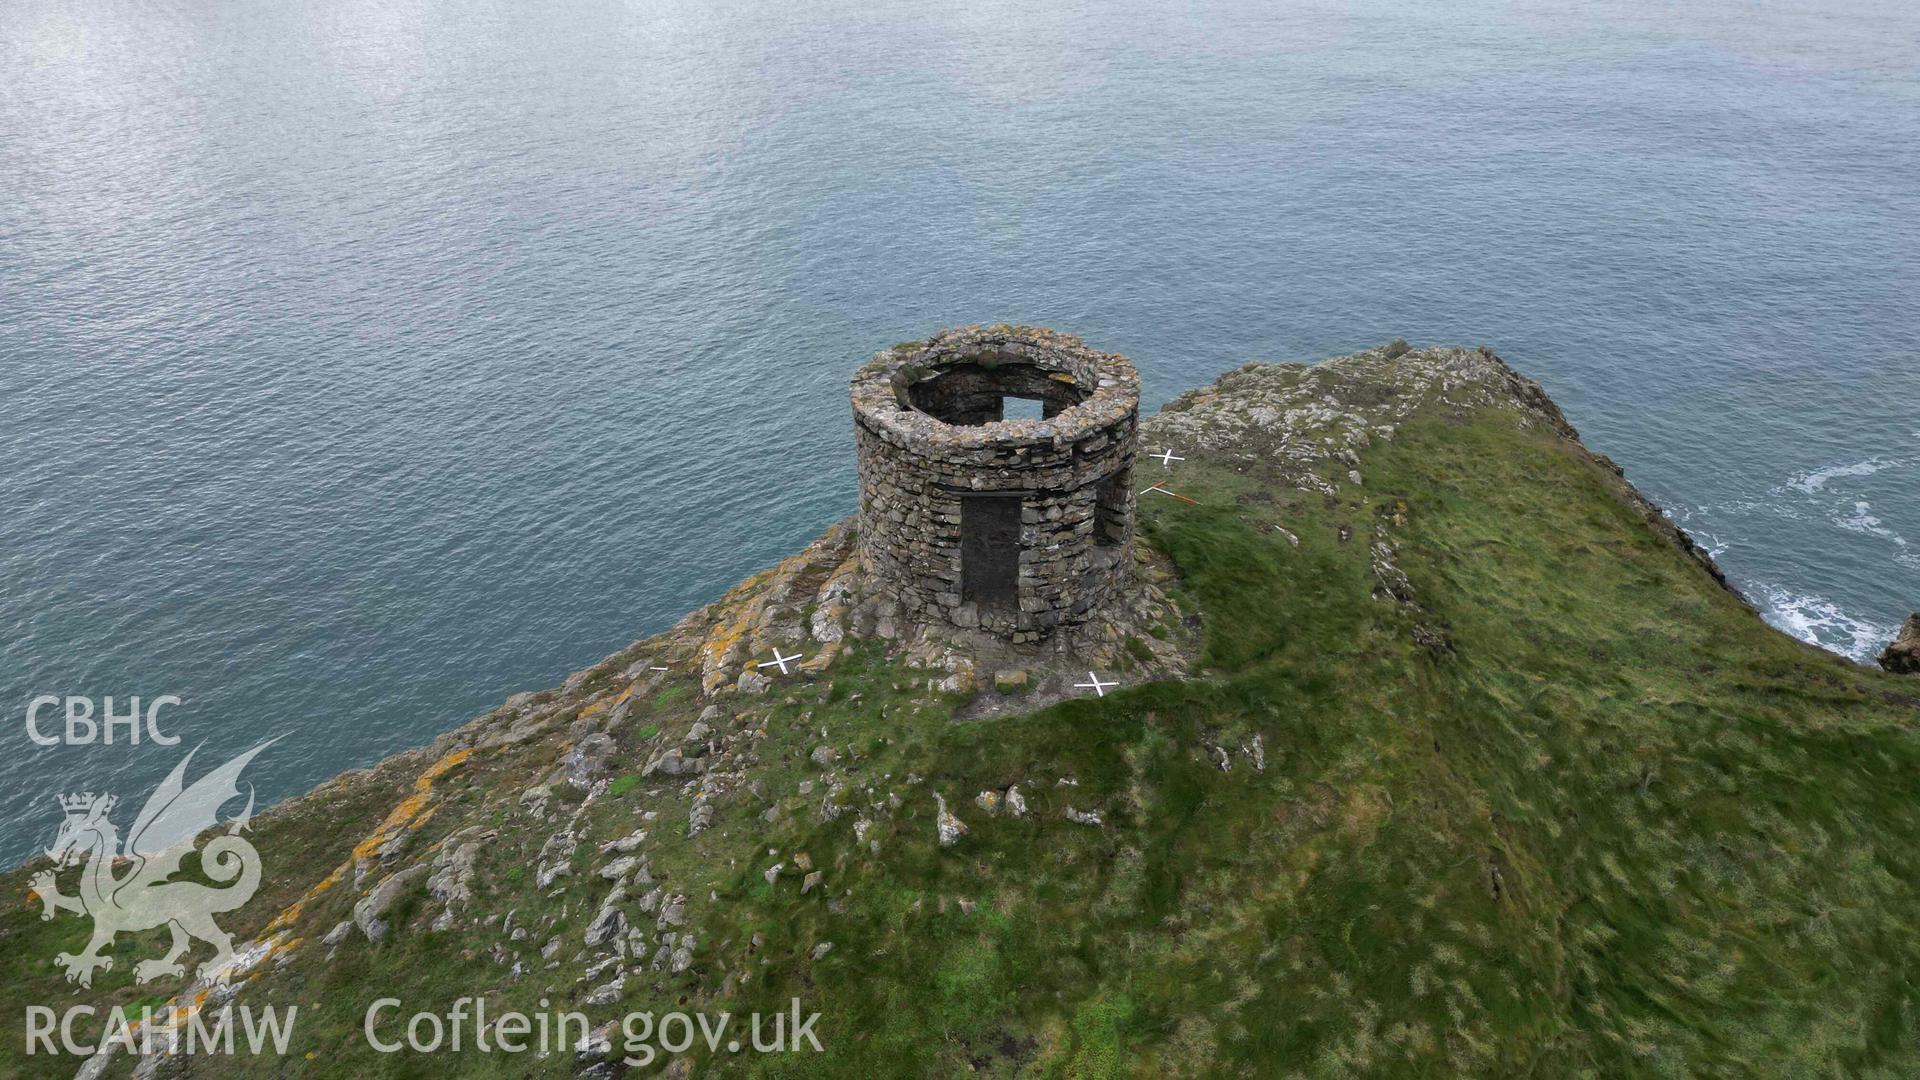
[756,649,804,675]
[1074,672,1118,697]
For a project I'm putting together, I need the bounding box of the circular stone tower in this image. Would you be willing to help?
[850,325,1140,642]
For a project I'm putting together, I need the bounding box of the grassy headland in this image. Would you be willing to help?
[5,346,1915,1078]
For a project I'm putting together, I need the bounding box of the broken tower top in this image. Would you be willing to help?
[850,325,1141,643]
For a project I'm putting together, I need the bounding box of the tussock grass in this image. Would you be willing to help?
[6,401,1917,1077]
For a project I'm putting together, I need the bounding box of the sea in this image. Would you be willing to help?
[2,0,1915,863]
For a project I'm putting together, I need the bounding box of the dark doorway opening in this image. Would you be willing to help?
[960,496,1022,609]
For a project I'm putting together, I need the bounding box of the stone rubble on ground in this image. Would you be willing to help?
[934,794,968,847]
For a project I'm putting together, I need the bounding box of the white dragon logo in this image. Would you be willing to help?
[30,740,276,989]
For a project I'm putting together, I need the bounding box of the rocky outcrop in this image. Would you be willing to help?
[1881,615,1920,674]
[354,865,427,944]
[1151,342,1745,605]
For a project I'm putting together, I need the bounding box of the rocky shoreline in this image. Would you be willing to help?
[1882,614,1920,674]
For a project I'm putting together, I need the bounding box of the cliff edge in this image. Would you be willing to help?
[8,344,1919,1078]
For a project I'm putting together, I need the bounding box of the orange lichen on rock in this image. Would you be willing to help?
[700,591,763,694]
[261,861,347,935]
[579,682,636,719]
[349,748,475,863]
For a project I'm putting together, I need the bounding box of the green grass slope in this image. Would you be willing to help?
[5,348,1916,1078]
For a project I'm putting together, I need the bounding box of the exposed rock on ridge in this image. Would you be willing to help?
[1882,614,1920,674]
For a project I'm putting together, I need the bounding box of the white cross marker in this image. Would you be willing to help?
[756,649,804,675]
[649,665,669,671]
[1074,671,1118,697]
[1150,449,1185,467]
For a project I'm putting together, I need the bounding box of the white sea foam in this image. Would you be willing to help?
[1840,500,1896,541]
[1785,457,1905,495]
[1755,584,1899,663]
[1832,501,1919,568]
[1667,507,1733,558]
[1839,501,1881,536]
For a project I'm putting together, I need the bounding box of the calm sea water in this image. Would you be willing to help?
[2,0,1916,864]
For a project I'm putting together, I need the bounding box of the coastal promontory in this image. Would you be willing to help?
[9,339,1918,1078]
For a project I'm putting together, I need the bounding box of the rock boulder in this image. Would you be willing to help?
[1880,614,1920,674]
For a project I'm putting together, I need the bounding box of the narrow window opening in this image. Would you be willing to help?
[1094,471,1129,548]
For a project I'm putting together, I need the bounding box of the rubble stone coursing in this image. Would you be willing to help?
[851,325,1141,642]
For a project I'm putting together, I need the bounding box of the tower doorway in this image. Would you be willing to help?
[960,496,1021,609]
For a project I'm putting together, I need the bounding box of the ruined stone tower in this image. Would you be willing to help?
[850,325,1140,642]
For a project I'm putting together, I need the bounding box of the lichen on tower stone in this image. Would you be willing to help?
[850,325,1141,642]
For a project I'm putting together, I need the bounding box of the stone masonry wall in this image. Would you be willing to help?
[850,325,1140,642]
